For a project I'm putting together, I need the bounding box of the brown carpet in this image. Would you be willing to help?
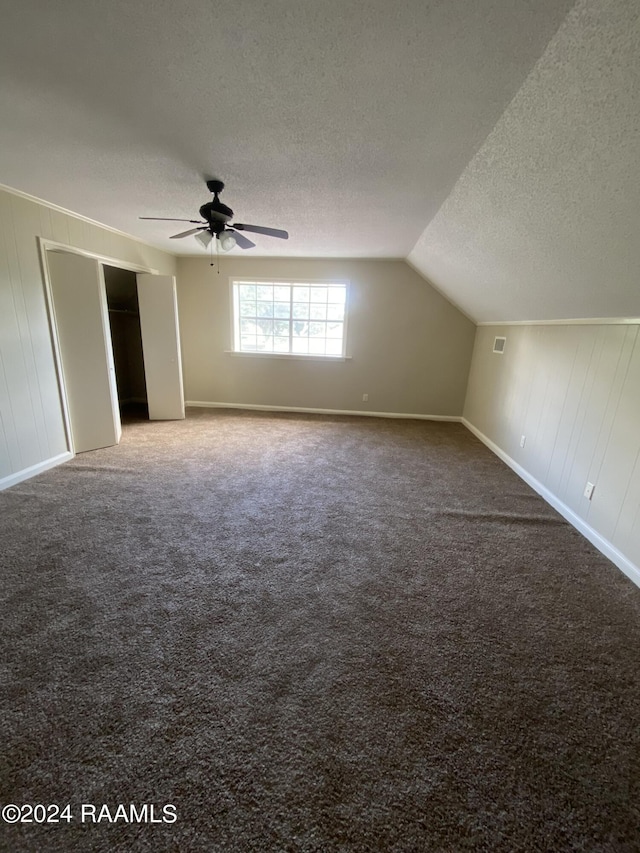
[0,408,639,852]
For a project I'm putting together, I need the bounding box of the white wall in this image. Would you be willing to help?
[0,186,176,488]
[463,322,640,584]
[177,257,475,418]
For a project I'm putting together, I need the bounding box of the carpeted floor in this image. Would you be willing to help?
[1,408,639,852]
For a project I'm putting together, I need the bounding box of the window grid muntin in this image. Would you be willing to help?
[233,280,346,357]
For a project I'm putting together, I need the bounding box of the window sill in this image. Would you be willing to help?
[225,350,351,362]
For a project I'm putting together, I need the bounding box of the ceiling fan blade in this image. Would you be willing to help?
[229,229,256,250]
[170,227,208,239]
[232,223,289,239]
[139,217,206,223]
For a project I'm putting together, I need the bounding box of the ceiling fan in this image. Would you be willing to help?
[139,179,289,251]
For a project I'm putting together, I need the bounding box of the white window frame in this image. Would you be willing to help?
[229,277,350,360]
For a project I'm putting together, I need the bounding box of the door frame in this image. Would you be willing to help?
[37,238,160,455]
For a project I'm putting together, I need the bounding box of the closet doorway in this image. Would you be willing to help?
[103,265,149,420]
[44,245,184,456]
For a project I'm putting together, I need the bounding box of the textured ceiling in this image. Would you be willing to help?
[0,1,572,259]
[408,0,640,322]
[1,0,637,322]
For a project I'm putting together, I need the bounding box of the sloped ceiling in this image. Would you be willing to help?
[0,0,638,322]
[409,0,640,322]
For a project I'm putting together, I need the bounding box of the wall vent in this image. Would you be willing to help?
[493,336,506,354]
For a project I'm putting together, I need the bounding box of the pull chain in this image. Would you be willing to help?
[208,234,220,274]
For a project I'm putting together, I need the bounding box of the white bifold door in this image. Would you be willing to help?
[48,251,121,453]
[136,274,185,421]
[47,252,184,455]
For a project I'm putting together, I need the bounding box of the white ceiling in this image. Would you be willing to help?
[1,0,638,322]
[409,0,640,322]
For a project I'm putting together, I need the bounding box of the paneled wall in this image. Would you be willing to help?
[464,322,640,582]
[177,257,476,418]
[0,186,175,488]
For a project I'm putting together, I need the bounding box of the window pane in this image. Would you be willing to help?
[326,322,343,339]
[274,302,291,319]
[274,285,290,301]
[310,303,327,320]
[292,338,309,354]
[327,303,345,321]
[241,335,257,350]
[241,320,257,335]
[308,322,325,338]
[256,301,273,318]
[274,336,290,352]
[292,320,309,338]
[257,336,274,352]
[309,338,326,355]
[257,319,274,336]
[310,286,328,303]
[293,286,309,301]
[274,320,289,336]
[326,339,342,356]
[328,287,346,305]
[257,284,273,300]
[240,301,257,318]
[293,302,310,319]
[239,284,256,299]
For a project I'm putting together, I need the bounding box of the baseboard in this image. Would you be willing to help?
[185,400,462,422]
[0,451,74,492]
[462,418,640,589]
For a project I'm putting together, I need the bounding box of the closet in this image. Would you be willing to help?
[103,265,148,419]
[46,249,184,456]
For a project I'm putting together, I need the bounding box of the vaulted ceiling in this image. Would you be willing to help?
[1,0,638,322]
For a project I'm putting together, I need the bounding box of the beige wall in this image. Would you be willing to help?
[464,322,640,582]
[0,186,175,487]
[176,257,475,417]
[3,184,638,587]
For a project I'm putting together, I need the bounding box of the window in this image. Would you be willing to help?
[232,280,348,357]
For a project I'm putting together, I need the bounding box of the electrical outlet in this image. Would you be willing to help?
[520,435,526,448]
[362,394,368,402]
[584,482,595,500]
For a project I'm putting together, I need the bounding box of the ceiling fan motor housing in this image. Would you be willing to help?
[199,200,234,234]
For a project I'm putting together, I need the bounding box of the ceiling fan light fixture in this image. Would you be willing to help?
[195,230,212,248]
[218,230,237,252]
